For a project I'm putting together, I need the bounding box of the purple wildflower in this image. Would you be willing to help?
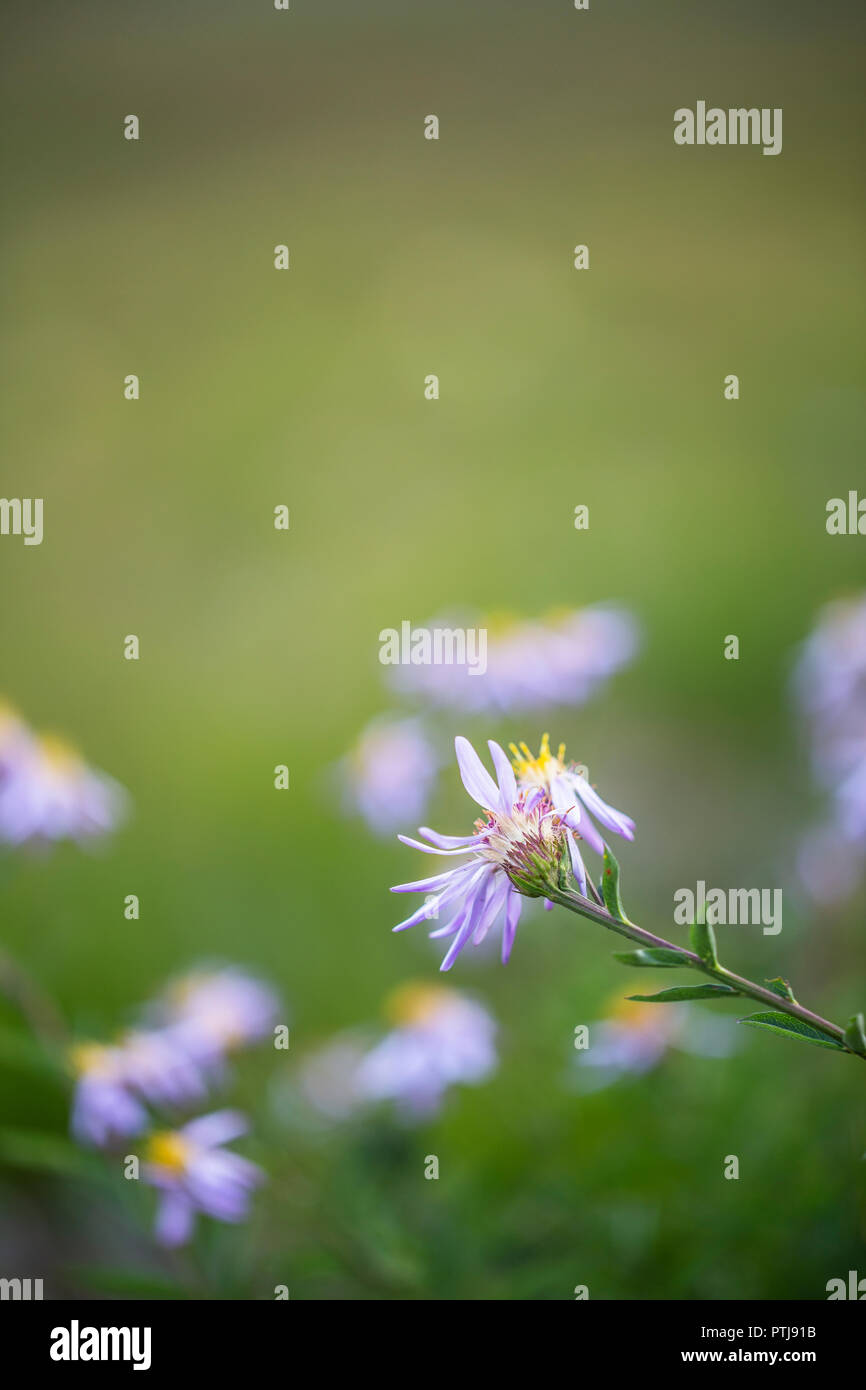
[356,984,497,1118]
[792,595,866,899]
[339,715,438,835]
[574,991,736,1091]
[510,734,635,891]
[69,1043,149,1147]
[392,736,635,968]
[141,1110,264,1248]
[388,605,638,714]
[0,710,127,847]
[160,969,280,1067]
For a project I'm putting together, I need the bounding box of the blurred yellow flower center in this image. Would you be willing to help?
[606,991,656,1028]
[38,734,81,773]
[69,1042,112,1077]
[385,983,451,1026]
[145,1131,191,1174]
[509,733,567,784]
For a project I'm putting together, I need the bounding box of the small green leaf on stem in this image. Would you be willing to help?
[738,1011,846,1051]
[843,1013,866,1057]
[689,919,719,968]
[613,947,691,968]
[765,977,796,1002]
[627,984,738,1003]
[600,847,632,923]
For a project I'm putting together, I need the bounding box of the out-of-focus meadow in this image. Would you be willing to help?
[0,0,864,1298]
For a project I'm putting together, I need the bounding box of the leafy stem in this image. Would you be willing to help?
[545,855,864,1062]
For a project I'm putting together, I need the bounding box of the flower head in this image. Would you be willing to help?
[141,1110,264,1247]
[160,969,280,1065]
[339,715,438,835]
[574,989,736,1090]
[356,983,497,1118]
[392,736,635,968]
[510,733,635,886]
[68,1042,149,1147]
[387,605,638,714]
[68,1026,212,1147]
[0,714,127,847]
[792,595,866,899]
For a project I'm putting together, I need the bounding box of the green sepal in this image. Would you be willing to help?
[843,1012,866,1057]
[738,1011,846,1051]
[613,947,690,968]
[627,984,738,1003]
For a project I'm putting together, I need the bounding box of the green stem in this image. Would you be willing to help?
[546,885,857,1056]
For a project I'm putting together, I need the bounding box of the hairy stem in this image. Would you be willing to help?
[547,885,856,1055]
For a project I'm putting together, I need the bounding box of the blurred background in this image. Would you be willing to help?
[0,0,864,1299]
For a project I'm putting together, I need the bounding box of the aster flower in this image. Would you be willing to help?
[510,734,635,889]
[69,1042,149,1147]
[0,703,34,785]
[387,605,638,714]
[389,733,865,1063]
[114,1028,211,1109]
[159,968,280,1066]
[356,983,497,1118]
[338,715,438,835]
[574,991,736,1091]
[0,717,127,847]
[68,1027,212,1147]
[792,594,866,900]
[392,736,634,968]
[141,1110,264,1247]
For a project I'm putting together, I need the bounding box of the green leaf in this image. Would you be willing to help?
[0,1128,100,1178]
[765,977,796,1002]
[613,947,690,968]
[689,919,719,968]
[738,1011,846,1051]
[0,1024,64,1079]
[627,984,738,1003]
[843,1013,866,1057]
[600,847,632,924]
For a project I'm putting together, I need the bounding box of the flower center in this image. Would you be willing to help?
[385,983,452,1025]
[68,1042,113,1077]
[145,1130,191,1174]
[509,733,567,786]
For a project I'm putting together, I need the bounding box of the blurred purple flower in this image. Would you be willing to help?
[573,993,736,1091]
[141,1110,264,1247]
[356,984,497,1118]
[160,968,280,1066]
[792,595,866,899]
[387,605,638,714]
[69,1043,149,1147]
[0,704,127,847]
[338,715,438,835]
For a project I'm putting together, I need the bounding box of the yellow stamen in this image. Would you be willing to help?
[145,1130,191,1174]
[510,733,567,783]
